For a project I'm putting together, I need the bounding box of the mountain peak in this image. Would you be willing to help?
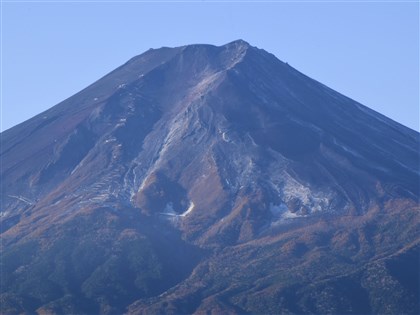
[224,39,251,48]
[150,39,252,58]
[178,39,251,49]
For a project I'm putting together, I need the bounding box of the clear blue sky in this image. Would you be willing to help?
[1,1,419,131]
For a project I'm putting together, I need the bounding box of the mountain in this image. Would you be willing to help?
[1,40,419,315]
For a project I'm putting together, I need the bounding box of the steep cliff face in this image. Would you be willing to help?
[1,40,419,314]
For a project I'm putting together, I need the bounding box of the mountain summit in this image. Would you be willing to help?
[1,40,419,314]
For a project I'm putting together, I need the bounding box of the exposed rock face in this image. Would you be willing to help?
[1,40,419,314]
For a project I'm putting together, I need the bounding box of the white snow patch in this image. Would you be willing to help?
[222,132,230,142]
[283,178,312,205]
[52,199,62,206]
[104,137,116,144]
[340,145,363,158]
[281,210,301,219]
[281,176,331,215]
[0,211,9,218]
[8,195,34,206]
[160,201,195,217]
[161,202,177,216]
[331,138,363,158]
[180,201,195,217]
[90,194,109,203]
[247,133,258,146]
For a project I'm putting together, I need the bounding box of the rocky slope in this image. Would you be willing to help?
[1,40,419,314]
